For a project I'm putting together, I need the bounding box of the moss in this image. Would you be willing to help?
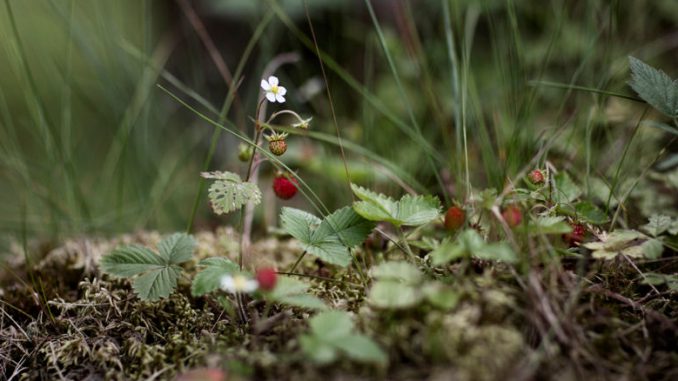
[1,230,677,380]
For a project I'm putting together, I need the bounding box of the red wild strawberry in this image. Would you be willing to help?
[273,175,298,200]
[255,267,278,291]
[444,206,466,231]
[266,132,288,156]
[528,169,545,185]
[502,205,522,228]
[563,223,585,247]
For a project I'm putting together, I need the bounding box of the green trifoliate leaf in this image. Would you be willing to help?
[158,233,197,263]
[429,237,466,266]
[642,215,673,237]
[133,266,182,301]
[584,230,664,260]
[310,310,355,340]
[313,206,376,248]
[280,206,374,267]
[304,239,352,267]
[191,257,238,296]
[553,172,582,204]
[641,273,678,290]
[333,334,388,366]
[422,282,459,310]
[369,261,423,284]
[202,170,262,215]
[301,311,388,366]
[281,207,321,243]
[396,194,442,226]
[350,183,441,227]
[525,216,573,235]
[351,184,398,222]
[628,56,678,118]
[267,276,327,310]
[574,201,609,225]
[100,233,195,301]
[274,294,328,311]
[428,230,517,265]
[299,335,337,365]
[368,281,422,309]
[473,242,518,263]
[99,245,164,277]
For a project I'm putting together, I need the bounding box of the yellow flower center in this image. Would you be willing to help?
[233,276,248,290]
[271,85,279,94]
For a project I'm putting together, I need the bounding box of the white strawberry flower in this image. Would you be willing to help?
[219,274,259,294]
[261,76,287,103]
[292,117,312,129]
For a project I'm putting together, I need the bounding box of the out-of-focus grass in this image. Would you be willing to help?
[1,0,677,252]
[0,1,178,239]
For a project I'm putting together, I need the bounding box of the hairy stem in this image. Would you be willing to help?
[241,52,300,272]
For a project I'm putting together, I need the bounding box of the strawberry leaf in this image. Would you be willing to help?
[584,230,664,260]
[158,233,197,263]
[280,207,322,243]
[552,172,582,204]
[301,311,388,366]
[428,230,517,265]
[350,183,441,227]
[267,276,327,310]
[350,184,398,222]
[368,281,421,309]
[99,245,165,277]
[313,206,376,248]
[333,334,388,365]
[574,201,609,225]
[642,215,673,237]
[132,266,182,301]
[305,238,352,267]
[396,194,442,226]
[100,233,195,300]
[523,216,573,235]
[628,56,678,118]
[202,171,261,215]
[191,257,239,296]
[369,261,423,284]
[310,310,354,340]
[280,207,374,267]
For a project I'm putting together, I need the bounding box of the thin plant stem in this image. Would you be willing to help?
[397,226,416,260]
[237,98,267,271]
[606,108,648,213]
[289,250,308,274]
[350,249,369,285]
[277,271,362,287]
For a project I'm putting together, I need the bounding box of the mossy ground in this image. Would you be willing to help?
[1,229,676,380]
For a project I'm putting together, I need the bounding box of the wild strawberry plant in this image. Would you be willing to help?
[87,53,678,378]
[280,206,375,268]
[100,75,324,311]
[100,233,196,300]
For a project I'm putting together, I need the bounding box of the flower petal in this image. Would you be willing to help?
[266,92,276,102]
[244,280,259,293]
[268,76,279,86]
[261,79,271,91]
[219,276,235,293]
[277,86,287,96]
[276,94,285,103]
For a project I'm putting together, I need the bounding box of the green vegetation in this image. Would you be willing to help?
[1,1,677,380]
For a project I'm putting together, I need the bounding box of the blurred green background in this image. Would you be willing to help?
[1,0,677,250]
